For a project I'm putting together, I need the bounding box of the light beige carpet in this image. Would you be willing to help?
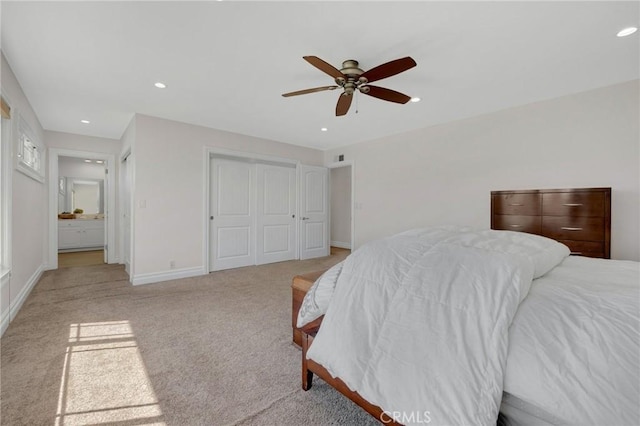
[1,252,378,425]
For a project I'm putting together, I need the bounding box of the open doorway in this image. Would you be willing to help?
[48,149,116,270]
[56,156,106,267]
[329,161,353,254]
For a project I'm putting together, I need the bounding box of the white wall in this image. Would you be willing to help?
[46,131,122,155]
[58,156,106,180]
[1,53,47,330]
[326,80,640,261]
[131,114,324,280]
[330,166,351,248]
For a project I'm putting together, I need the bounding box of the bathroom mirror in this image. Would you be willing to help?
[58,177,104,214]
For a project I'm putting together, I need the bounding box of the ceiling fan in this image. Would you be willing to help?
[282,56,417,116]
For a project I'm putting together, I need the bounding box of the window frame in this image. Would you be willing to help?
[15,115,45,183]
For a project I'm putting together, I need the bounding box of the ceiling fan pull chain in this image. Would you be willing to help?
[355,90,359,114]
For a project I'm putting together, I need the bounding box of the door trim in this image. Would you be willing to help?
[48,149,116,270]
[203,146,300,272]
[326,160,355,251]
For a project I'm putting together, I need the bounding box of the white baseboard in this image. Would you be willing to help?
[43,263,56,271]
[10,265,44,322]
[0,308,9,337]
[1,270,10,336]
[331,241,352,250]
[132,266,205,286]
[58,247,103,253]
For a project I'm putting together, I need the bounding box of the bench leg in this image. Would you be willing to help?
[301,333,313,390]
[302,366,313,391]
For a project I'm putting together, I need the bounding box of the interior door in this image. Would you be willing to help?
[210,158,254,271]
[299,164,329,260]
[103,163,108,263]
[256,164,296,265]
[121,155,131,275]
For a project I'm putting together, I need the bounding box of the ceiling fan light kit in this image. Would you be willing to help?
[282,56,417,116]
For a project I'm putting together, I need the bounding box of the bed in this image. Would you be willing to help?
[295,187,639,425]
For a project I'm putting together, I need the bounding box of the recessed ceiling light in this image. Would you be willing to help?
[95,160,104,164]
[410,97,421,103]
[80,119,90,124]
[154,82,167,89]
[321,127,328,132]
[84,159,92,163]
[617,27,638,37]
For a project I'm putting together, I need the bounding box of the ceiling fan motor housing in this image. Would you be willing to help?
[343,83,356,95]
[337,60,368,93]
[340,60,364,77]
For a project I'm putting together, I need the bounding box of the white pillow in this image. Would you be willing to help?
[478,229,570,278]
[296,261,344,328]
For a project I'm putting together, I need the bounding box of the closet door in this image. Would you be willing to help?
[299,165,329,260]
[256,164,296,265]
[210,158,254,271]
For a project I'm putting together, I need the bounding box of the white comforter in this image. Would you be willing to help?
[504,255,640,426]
[305,226,569,426]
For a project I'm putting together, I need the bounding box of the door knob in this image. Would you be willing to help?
[301,217,309,220]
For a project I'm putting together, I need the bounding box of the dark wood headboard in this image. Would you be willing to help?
[491,187,611,259]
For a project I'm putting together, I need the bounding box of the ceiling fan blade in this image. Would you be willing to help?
[303,56,345,80]
[282,86,339,97]
[361,85,412,104]
[336,93,353,116]
[360,57,417,83]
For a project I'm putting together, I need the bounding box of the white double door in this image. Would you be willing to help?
[210,158,304,271]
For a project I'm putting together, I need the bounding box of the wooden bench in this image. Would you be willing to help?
[291,270,325,347]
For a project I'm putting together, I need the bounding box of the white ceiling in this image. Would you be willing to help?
[2,1,638,151]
